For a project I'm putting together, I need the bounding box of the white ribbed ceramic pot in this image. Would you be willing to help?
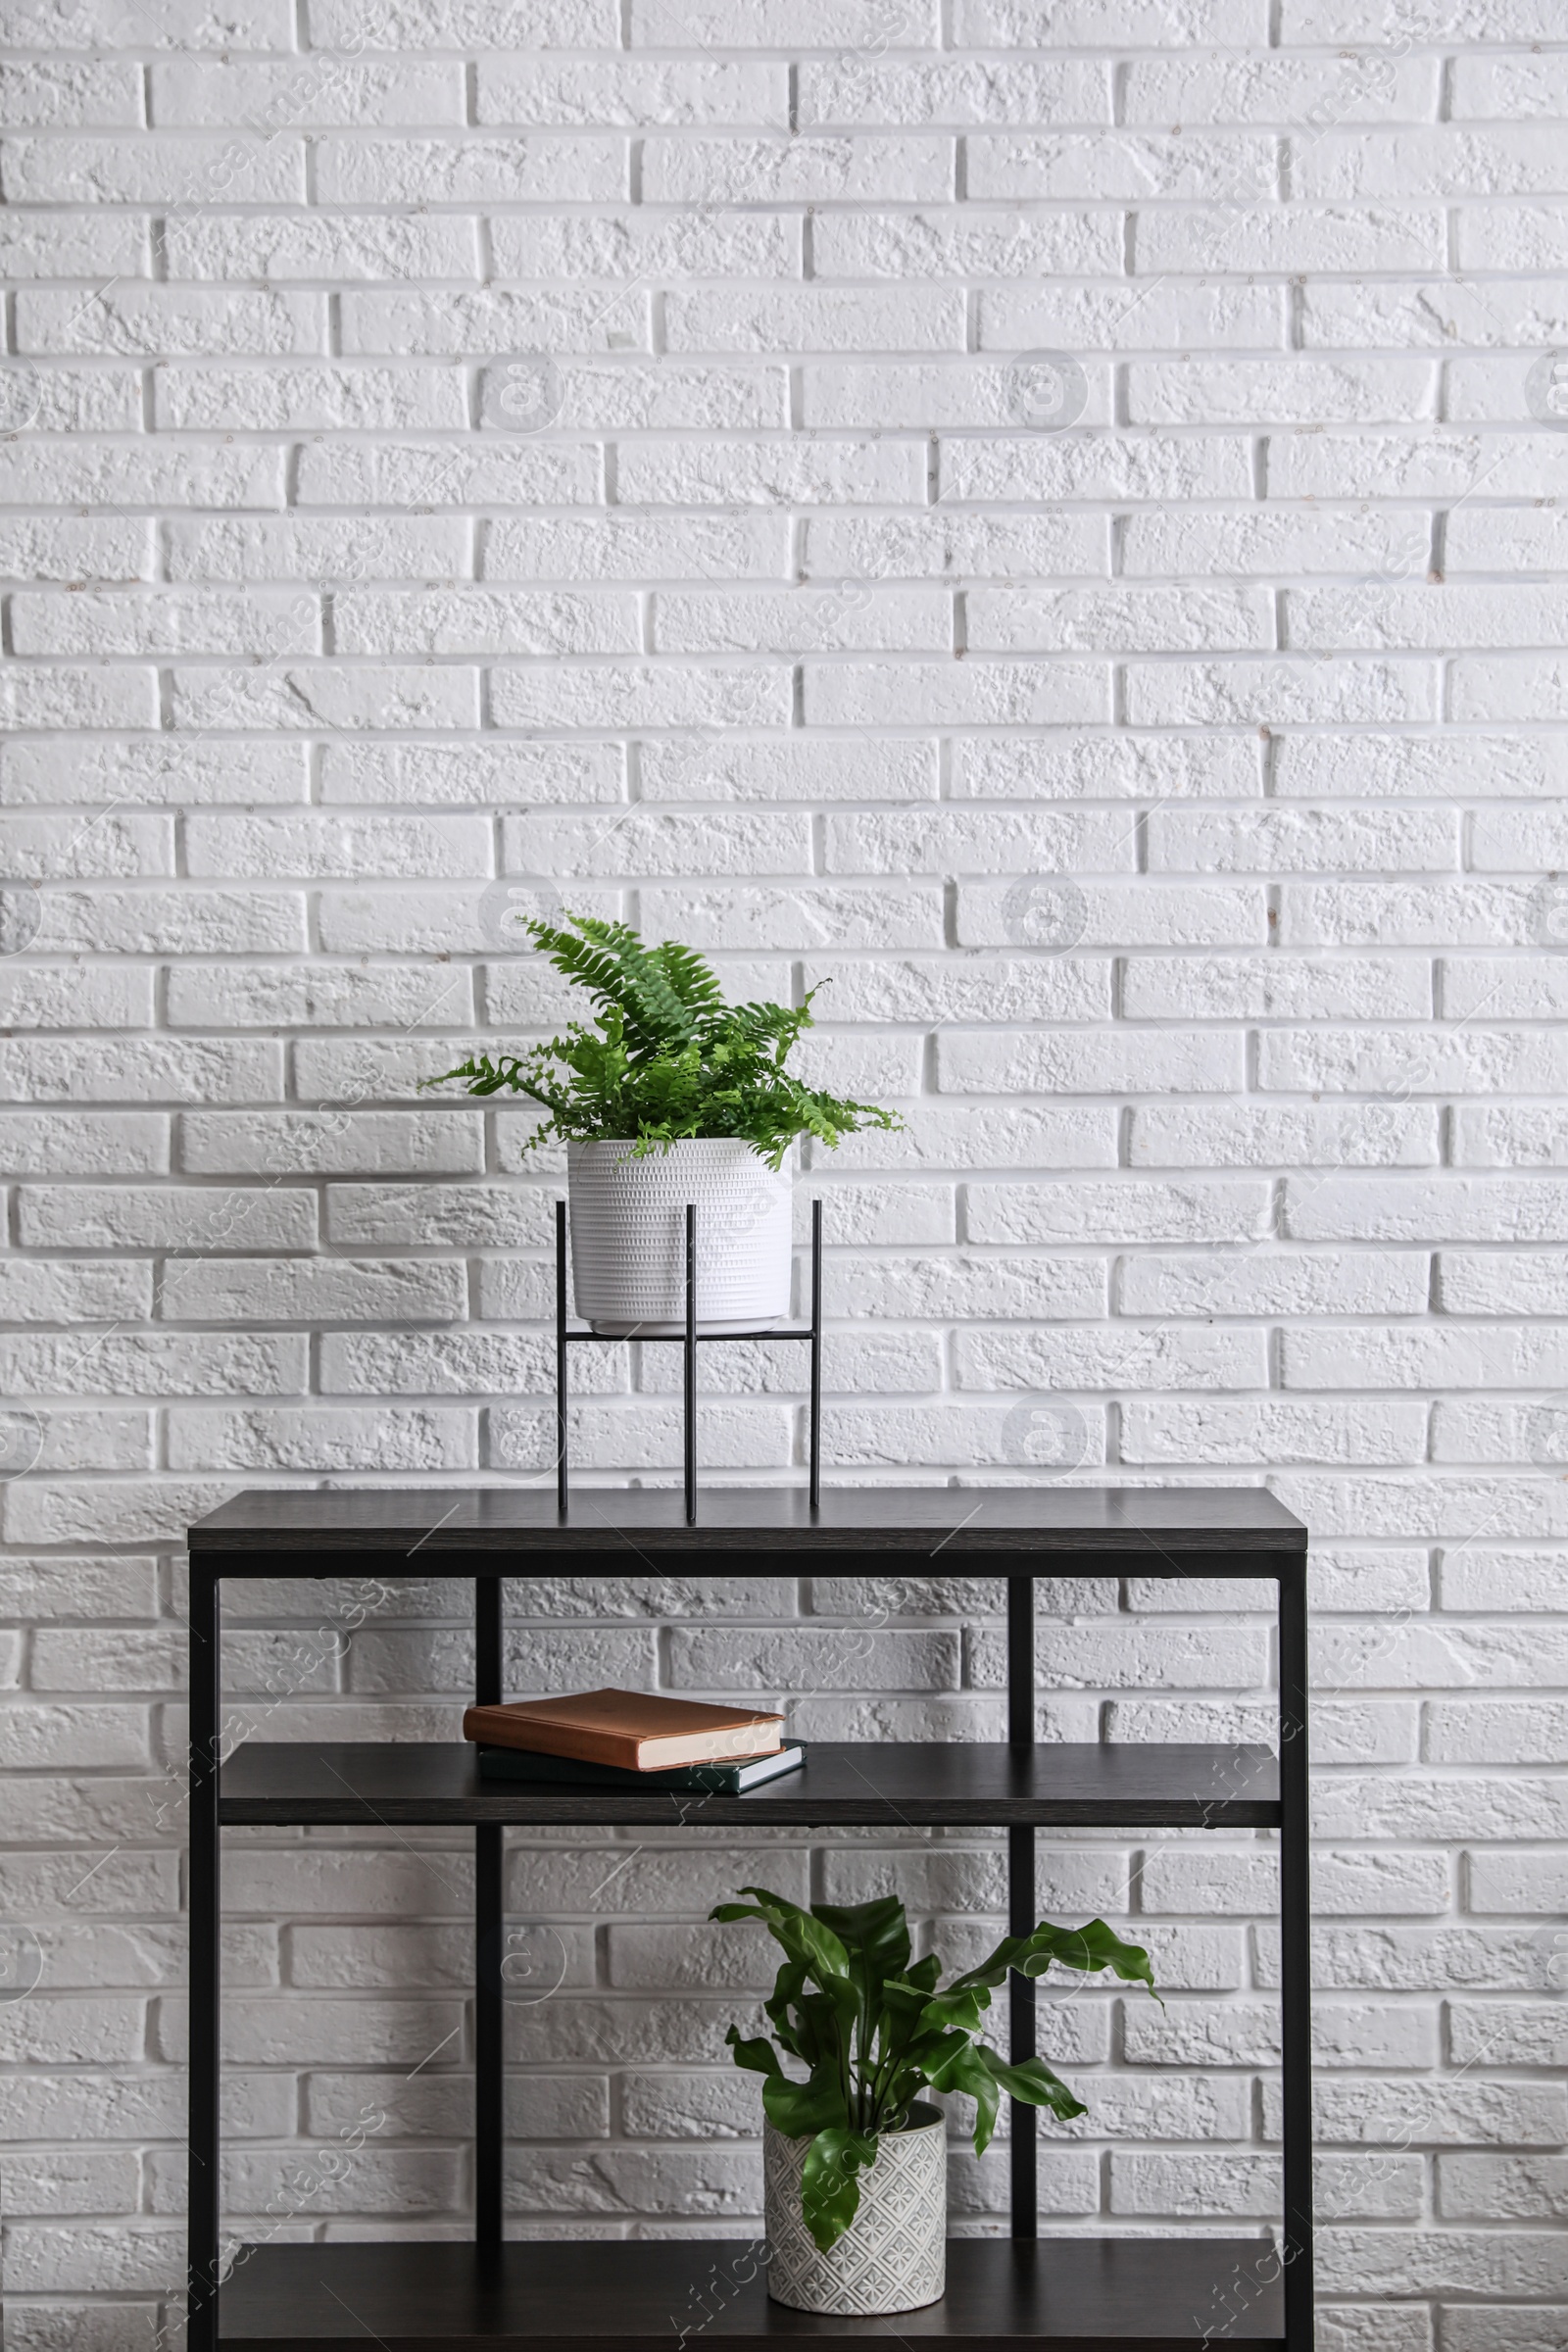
[566,1138,792,1337]
[763,2105,947,2318]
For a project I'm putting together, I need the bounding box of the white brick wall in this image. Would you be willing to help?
[0,2,1564,2344]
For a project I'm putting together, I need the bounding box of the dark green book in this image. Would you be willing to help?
[475,1741,805,1794]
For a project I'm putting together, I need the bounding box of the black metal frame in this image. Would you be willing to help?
[186,1508,1312,2352]
[554,1196,824,1523]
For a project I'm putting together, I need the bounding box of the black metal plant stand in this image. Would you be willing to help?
[554,1196,823,1522]
[186,1486,1312,2352]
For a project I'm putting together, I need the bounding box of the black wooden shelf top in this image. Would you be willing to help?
[218,1740,1280,1829]
[190,1484,1305,1576]
[217,2238,1284,2348]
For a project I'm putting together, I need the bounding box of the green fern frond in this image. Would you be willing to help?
[648,936,725,1015]
[428,912,902,1166]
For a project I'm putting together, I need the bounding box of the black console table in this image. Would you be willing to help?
[186,1486,1311,2351]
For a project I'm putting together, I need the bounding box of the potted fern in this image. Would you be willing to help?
[427,913,899,1335]
[710,1885,1157,2317]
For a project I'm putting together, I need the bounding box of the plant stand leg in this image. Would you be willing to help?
[556,1199,568,1515]
[808,1198,822,1511]
[1006,1573,1036,2237]
[683,1203,697,1525]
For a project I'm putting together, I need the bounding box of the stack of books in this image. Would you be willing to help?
[462,1686,805,1793]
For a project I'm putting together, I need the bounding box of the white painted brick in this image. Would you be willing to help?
[18,287,324,359]
[491,662,791,733]
[181,1111,483,1179]
[0,61,142,127]
[1160,807,1458,876]
[1456,202,1568,270]
[311,0,618,39]
[165,212,481,282]
[803,955,1107,1024]
[151,60,466,126]
[17,1186,316,1251]
[153,365,467,435]
[805,360,1112,431]
[1121,957,1432,1022]
[167,1407,474,1472]
[166,515,468,585]
[0,516,153,583]
[1438,2314,1568,2352]
[0,134,304,205]
[1123,1399,1427,1468]
[1139,205,1445,272]
[615,438,925,506]
[806,514,1108,584]
[159,1258,466,1324]
[295,438,599,510]
[491,207,796,279]
[171,664,480,735]
[1259,1026,1568,1099]
[1132,357,1435,425]
[1302,277,1568,354]
[1279,883,1536,952]
[0,211,146,277]
[943,434,1253,505]
[0,1113,168,1177]
[669,288,963,355]
[36,887,305,957]
[643,135,951,204]
[184,812,490,881]
[0,1037,277,1105]
[1298,127,1568,201]
[477,58,785,126]
[320,741,620,808]
[828,807,1133,877]
[0,739,306,808]
[652,586,951,655]
[0,811,172,879]
[958,880,1265,950]
[1117,1251,1430,1319]
[1126,52,1437,122]
[956,1323,1267,1395]
[167,963,475,1031]
[13,589,314,661]
[939,1028,1244,1097]
[813,208,1122,279]
[1126,657,1437,727]
[1289,584,1568,653]
[981,281,1286,351]
[0,441,282,513]
[968,584,1269,654]
[1122,507,1430,580]
[485,514,787,583]
[0,664,157,730]
[639,737,934,803]
[1451,1109,1568,1169]
[1274,431,1568,503]
[316,137,626,207]
[967,1178,1269,1245]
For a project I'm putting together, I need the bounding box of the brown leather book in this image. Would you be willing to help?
[461,1686,784,1772]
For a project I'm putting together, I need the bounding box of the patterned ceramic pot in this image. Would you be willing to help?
[566,1138,792,1337]
[763,2105,947,2318]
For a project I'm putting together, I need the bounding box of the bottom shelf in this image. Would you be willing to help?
[217,2237,1285,2348]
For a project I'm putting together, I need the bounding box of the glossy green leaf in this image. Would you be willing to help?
[801,2129,878,2252]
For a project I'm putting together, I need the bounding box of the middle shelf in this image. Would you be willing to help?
[219,1740,1280,1829]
